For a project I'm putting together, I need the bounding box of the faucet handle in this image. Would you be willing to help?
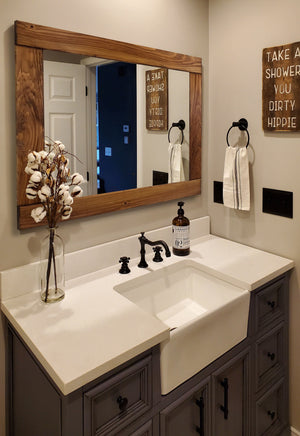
[119,256,131,274]
[153,246,163,262]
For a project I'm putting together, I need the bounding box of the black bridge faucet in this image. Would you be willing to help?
[138,232,171,268]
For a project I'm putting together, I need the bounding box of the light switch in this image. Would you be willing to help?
[124,136,129,144]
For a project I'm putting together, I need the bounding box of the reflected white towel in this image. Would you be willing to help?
[223,146,250,210]
[168,143,185,183]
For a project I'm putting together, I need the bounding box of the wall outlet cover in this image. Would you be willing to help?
[262,188,293,218]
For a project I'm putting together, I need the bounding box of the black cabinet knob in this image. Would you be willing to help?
[117,395,128,411]
[267,352,275,361]
[268,410,275,420]
[267,300,275,309]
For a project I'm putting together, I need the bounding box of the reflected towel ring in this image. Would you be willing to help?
[168,119,185,144]
[226,118,250,148]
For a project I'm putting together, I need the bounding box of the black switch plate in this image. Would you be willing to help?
[262,188,293,218]
[213,181,224,204]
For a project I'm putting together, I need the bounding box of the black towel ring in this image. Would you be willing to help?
[226,118,250,148]
[168,119,185,144]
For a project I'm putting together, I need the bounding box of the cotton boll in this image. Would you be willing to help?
[30,171,42,183]
[26,186,38,199]
[38,185,51,202]
[31,206,46,223]
[27,152,36,163]
[61,205,72,220]
[71,186,83,197]
[64,190,73,203]
[25,163,39,175]
[71,173,84,185]
[57,183,69,198]
[33,151,41,163]
[39,150,48,160]
[62,191,74,206]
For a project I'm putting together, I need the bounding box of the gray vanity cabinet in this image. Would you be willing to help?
[212,349,250,436]
[251,275,290,436]
[7,272,290,436]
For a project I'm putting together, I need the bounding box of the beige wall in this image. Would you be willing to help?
[0,0,209,434]
[3,0,300,433]
[208,0,300,430]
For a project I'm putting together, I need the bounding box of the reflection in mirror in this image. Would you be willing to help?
[43,51,189,197]
[15,21,202,229]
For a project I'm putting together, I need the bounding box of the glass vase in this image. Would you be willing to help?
[40,227,65,303]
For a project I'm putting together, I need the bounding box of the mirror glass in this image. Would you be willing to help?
[43,50,190,197]
[15,21,202,229]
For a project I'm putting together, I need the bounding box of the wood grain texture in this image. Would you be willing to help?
[15,21,202,74]
[15,21,202,229]
[18,180,201,229]
[189,73,202,180]
[16,45,44,206]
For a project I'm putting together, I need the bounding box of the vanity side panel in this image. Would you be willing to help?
[10,329,61,436]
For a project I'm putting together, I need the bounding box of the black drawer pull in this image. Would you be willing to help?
[220,378,229,420]
[267,352,275,361]
[195,396,204,435]
[267,300,275,309]
[268,410,275,420]
[117,395,128,412]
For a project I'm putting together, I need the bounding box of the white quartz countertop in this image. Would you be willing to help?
[1,229,294,396]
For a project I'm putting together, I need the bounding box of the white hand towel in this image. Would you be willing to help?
[223,146,250,210]
[168,143,185,183]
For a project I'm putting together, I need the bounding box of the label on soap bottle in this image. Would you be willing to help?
[172,225,190,250]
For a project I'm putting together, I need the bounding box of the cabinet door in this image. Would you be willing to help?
[212,349,250,436]
[160,378,210,436]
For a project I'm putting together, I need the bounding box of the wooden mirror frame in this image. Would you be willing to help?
[15,21,202,229]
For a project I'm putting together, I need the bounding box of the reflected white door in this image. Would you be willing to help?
[44,60,90,195]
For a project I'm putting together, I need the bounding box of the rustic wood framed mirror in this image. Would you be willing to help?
[15,21,202,229]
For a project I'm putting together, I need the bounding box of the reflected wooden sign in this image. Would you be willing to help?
[262,41,300,131]
[146,67,168,130]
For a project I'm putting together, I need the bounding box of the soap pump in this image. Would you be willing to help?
[172,201,190,256]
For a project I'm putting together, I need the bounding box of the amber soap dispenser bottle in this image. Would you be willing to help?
[172,201,190,256]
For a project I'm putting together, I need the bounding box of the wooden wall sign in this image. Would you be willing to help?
[262,41,300,131]
[146,67,168,130]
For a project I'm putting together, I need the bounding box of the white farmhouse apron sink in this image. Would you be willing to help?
[114,259,250,394]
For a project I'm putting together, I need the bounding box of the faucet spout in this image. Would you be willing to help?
[138,232,171,268]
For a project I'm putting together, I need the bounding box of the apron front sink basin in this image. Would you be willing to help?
[114,259,250,394]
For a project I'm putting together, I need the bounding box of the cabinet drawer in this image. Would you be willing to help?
[255,323,285,392]
[84,355,152,436]
[255,277,286,333]
[255,378,288,436]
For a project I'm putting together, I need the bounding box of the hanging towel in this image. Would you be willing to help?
[223,145,250,210]
[168,143,185,183]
